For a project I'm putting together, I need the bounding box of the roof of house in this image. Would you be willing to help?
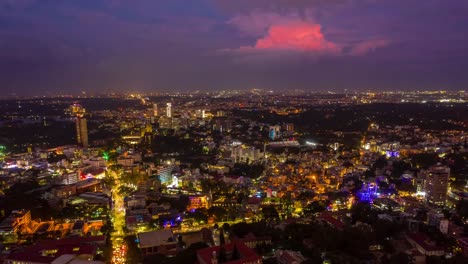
[138,229,176,248]
[406,233,445,252]
[6,237,100,264]
[317,213,344,230]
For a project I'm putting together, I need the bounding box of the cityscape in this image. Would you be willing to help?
[0,91,466,264]
[1,1,468,264]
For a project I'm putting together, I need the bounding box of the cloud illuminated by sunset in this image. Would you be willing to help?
[250,22,340,54]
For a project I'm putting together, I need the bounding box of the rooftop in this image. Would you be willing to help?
[138,229,176,248]
[6,236,104,263]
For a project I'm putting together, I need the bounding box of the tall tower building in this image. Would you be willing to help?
[71,103,88,148]
[153,103,158,117]
[166,103,172,118]
[425,165,450,206]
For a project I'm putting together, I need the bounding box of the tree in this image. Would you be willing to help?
[351,202,376,224]
[120,171,148,186]
[177,235,186,249]
[208,206,227,221]
[219,229,225,245]
[100,175,116,188]
[456,200,468,219]
[397,181,416,193]
[391,160,412,178]
[186,209,208,223]
[232,163,265,179]
[218,229,227,263]
[218,246,227,263]
[262,206,279,220]
[222,223,230,232]
[388,252,412,264]
[304,201,327,216]
[172,195,190,212]
[411,153,439,169]
[231,243,240,261]
[364,169,376,179]
[373,156,387,170]
[47,151,68,163]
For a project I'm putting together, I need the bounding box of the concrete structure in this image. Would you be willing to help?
[76,118,88,148]
[425,165,450,205]
[138,229,177,255]
[166,103,172,118]
[406,233,445,256]
[71,104,88,148]
[4,236,105,264]
[153,103,158,117]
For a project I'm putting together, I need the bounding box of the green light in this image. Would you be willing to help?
[0,145,5,158]
[103,151,109,161]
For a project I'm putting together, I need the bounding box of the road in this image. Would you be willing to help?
[108,168,128,264]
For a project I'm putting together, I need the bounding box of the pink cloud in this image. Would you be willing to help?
[249,22,340,54]
[226,12,391,58]
[350,39,389,55]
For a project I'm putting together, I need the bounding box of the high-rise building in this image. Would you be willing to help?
[159,116,173,129]
[283,123,294,133]
[153,103,158,117]
[166,103,172,118]
[425,165,450,206]
[71,103,88,148]
[76,118,88,148]
[269,125,281,140]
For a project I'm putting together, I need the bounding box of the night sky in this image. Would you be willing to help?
[1,0,468,95]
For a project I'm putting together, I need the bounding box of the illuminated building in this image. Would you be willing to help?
[71,104,88,148]
[269,125,281,140]
[195,109,205,118]
[166,103,172,118]
[231,145,263,163]
[158,164,177,185]
[0,209,31,234]
[62,172,79,185]
[425,165,450,206]
[212,118,232,133]
[357,183,378,201]
[282,123,294,133]
[188,195,210,210]
[153,103,158,117]
[159,116,173,129]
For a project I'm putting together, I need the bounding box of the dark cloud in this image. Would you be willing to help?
[0,0,467,95]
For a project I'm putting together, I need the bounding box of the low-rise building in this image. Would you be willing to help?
[138,229,177,255]
[405,233,445,256]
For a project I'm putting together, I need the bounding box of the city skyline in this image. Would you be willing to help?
[1,0,468,96]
